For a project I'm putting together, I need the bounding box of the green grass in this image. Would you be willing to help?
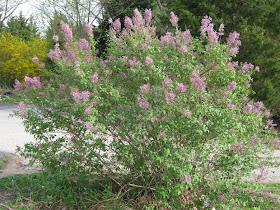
[0,171,133,209]
[0,82,13,95]
[254,183,280,209]
[262,183,280,195]
[1,171,280,209]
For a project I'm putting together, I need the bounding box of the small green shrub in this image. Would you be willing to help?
[9,10,279,208]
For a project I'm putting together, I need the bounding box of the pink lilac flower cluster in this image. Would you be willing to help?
[91,72,99,83]
[227,31,242,56]
[184,174,192,183]
[253,101,265,113]
[110,9,152,36]
[178,46,187,54]
[47,43,61,62]
[227,81,237,91]
[176,83,187,93]
[190,71,206,92]
[71,88,81,103]
[85,107,92,115]
[113,19,121,31]
[124,16,133,29]
[262,191,270,199]
[226,61,239,70]
[145,9,152,25]
[150,117,158,123]
[39,63,45,68]
[200,16,212,36]
[63,42,77,66]
[162,78,173,87]
[79,38,90,51]
[170,11,178,27]
[268,119,275,128]
[85,24,93,38]
[200,16,220,46]
[145,56,153,65]
[85,121,98,132]
[31,56,45,68]
[264,110,271,118]
[181,29,192,45]
[139,84,150,94]
[232,143,244,153]
[218,194,225,201]
[160,32,176,48]
[227,103,235,109]
[53,35,59,42]
[133,9,145,27]
[32,56,40,64]
[218,23,225,36]
[60,21,73,42]
[164,92,176,104]
[128,57,141,70]
[242,62,254,71]
[14,79,23,90]
[137,97,149,109]
[99,58,106,68]
[243,101,265,114]
[17,102,28,119]
[25,76,42,88]
[71,89,90,104]
[17,101,26,110]
[250,135,258,149]
[81,91,90,103]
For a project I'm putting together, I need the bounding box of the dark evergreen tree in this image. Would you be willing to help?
[5,12,38,41]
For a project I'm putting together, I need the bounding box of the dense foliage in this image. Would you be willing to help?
[9,10,279,208]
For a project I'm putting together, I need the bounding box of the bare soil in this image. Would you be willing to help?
[0,152,41,179]
[0,152,41,205]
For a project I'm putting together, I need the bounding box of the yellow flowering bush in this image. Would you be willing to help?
[0,33,47,85]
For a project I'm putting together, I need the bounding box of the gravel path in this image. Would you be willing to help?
[0,104,34,153]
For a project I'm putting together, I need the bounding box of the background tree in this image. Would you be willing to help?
[158,0,280,117]
[4,12,38,40]
[0,0,28,25]
[33,0,103,39]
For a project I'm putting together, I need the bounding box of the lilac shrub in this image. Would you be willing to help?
[10,11,279,208]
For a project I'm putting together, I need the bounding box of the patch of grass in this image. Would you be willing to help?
[254,183,280,209]
[1,171,280,209]
[0,82,13,95]
[262,183,280,195]
[0,171,133,209]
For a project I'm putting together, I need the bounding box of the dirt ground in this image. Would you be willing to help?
[0,152,41,179]
[0,152,41,205]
